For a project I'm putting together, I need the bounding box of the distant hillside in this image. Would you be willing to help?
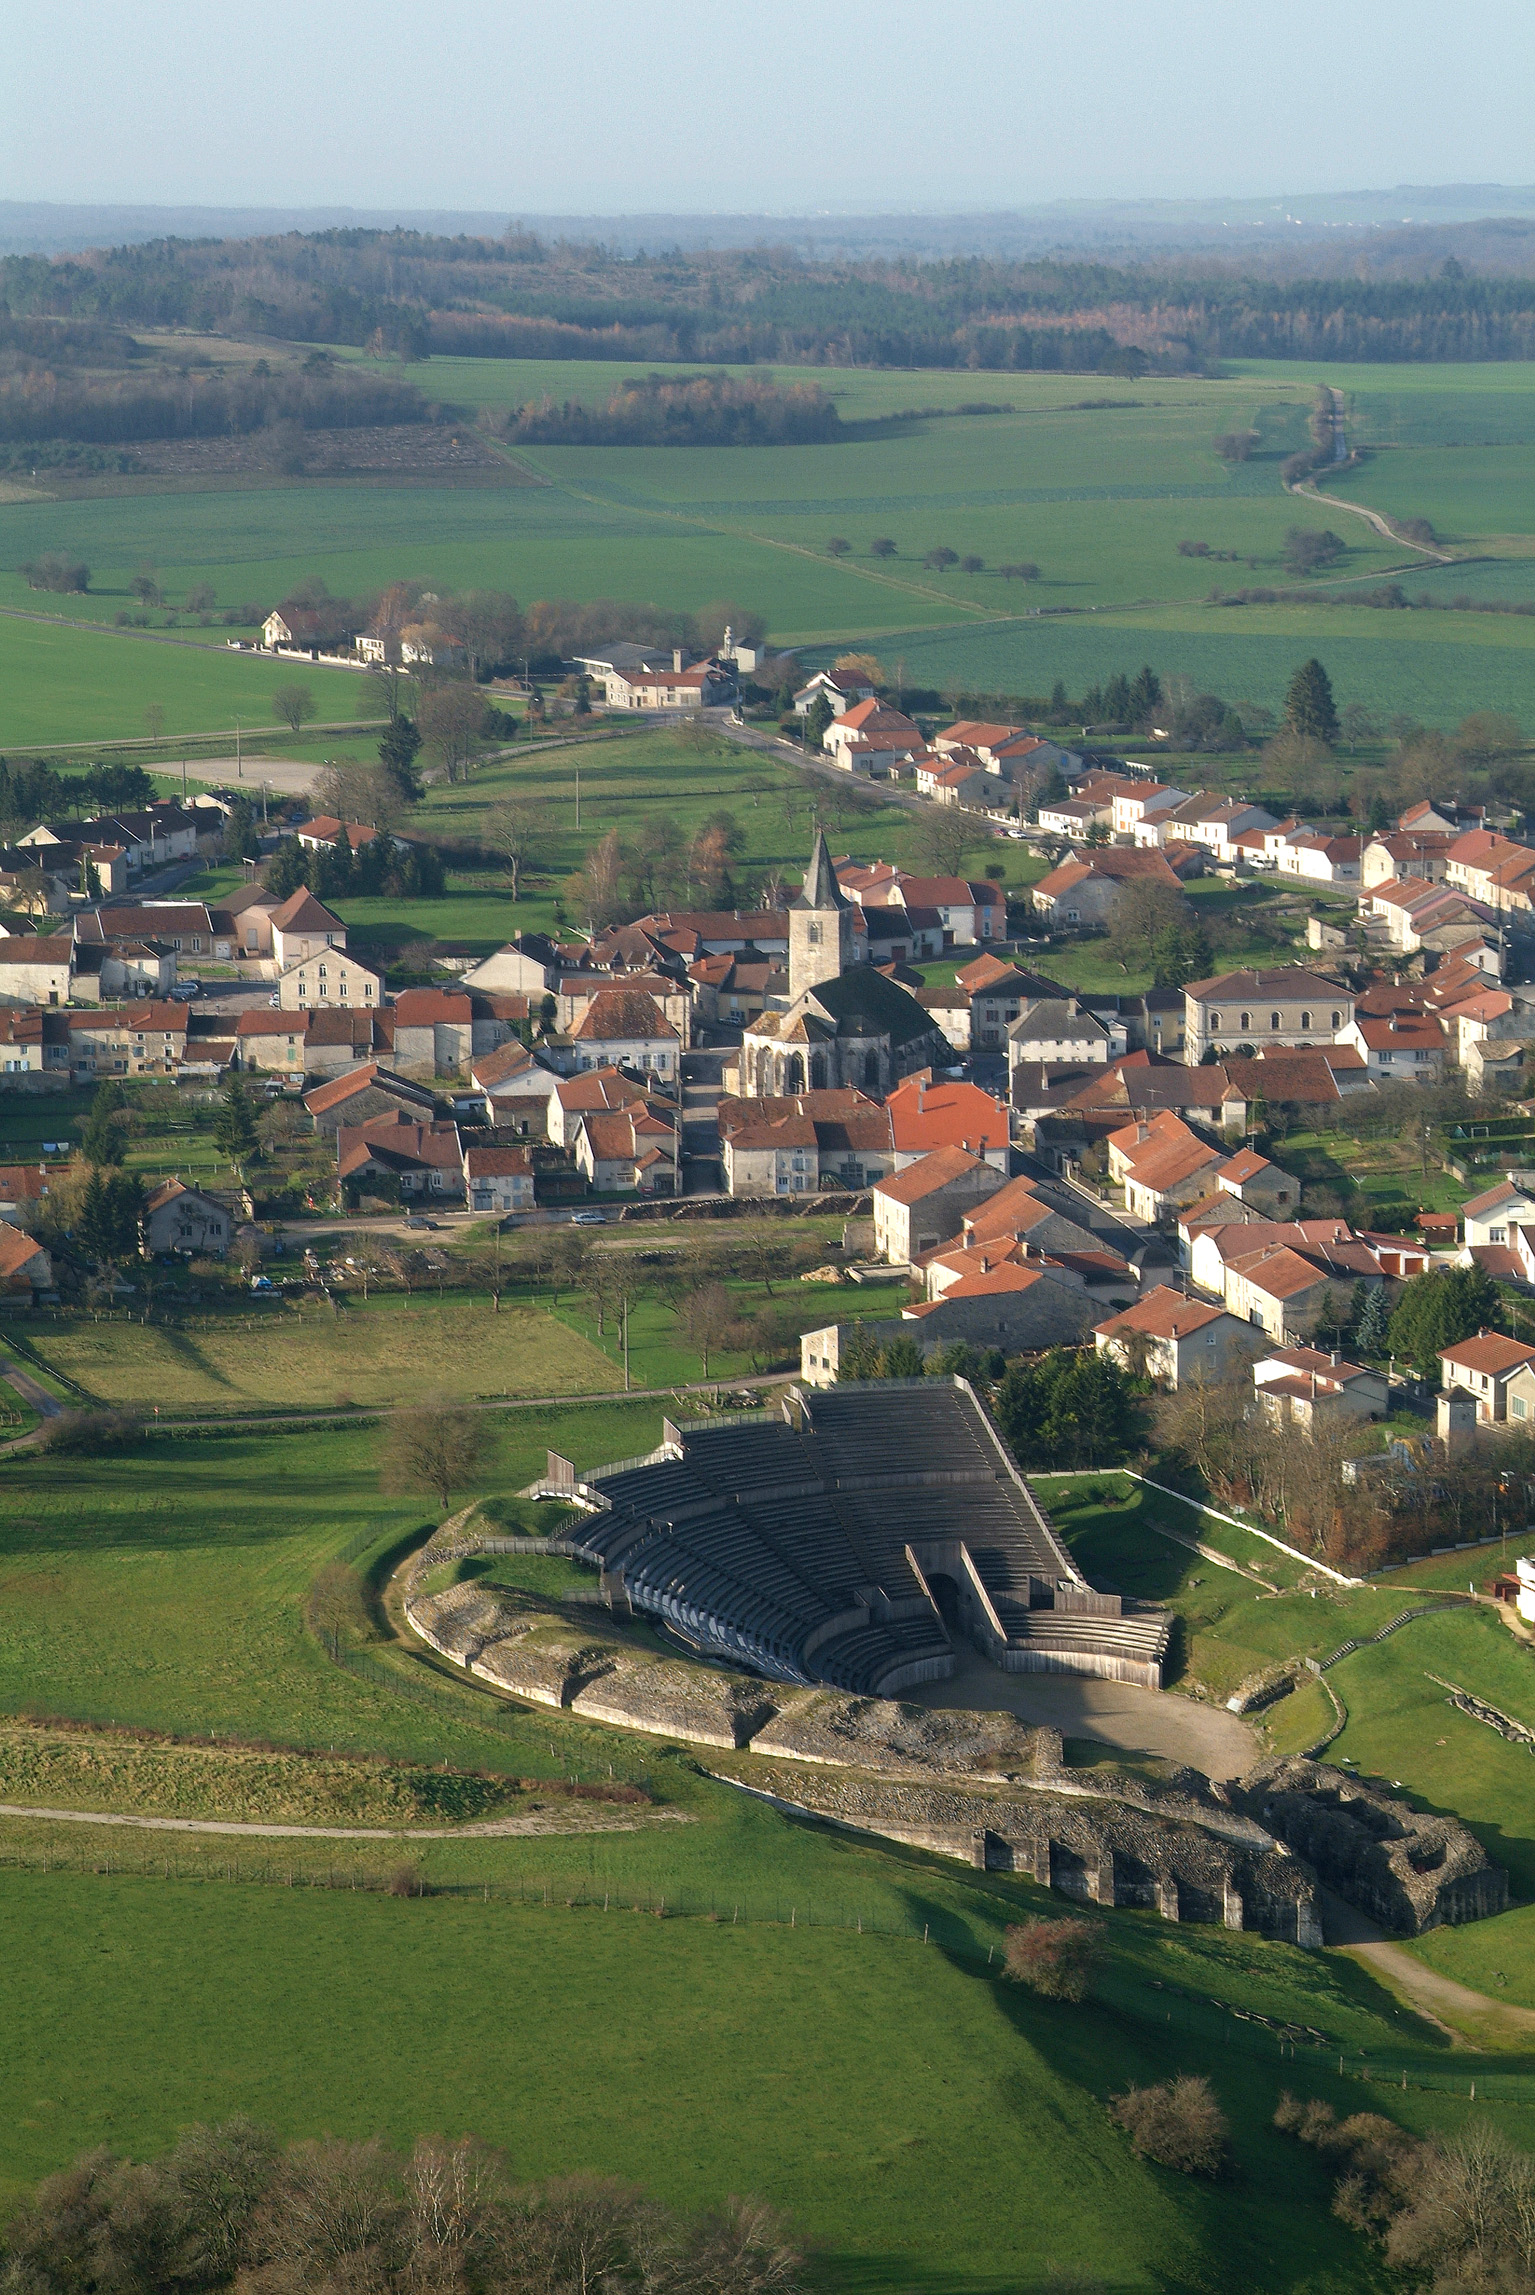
[7,222,1535,370]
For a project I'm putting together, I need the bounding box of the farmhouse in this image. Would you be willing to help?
[142,1180,231,1259]
[1439,1330,1535,1424]
[462,1143,535,1214]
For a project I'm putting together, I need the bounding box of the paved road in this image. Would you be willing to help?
[906,1648,1257,1778]
[4,1366,61,1419]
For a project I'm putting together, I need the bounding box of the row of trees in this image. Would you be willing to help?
[0,2122,804,2295]
[0,754,156,836]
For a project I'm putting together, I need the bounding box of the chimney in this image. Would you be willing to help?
[673,648,684,673]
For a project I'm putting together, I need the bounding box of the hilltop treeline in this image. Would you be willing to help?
[7,226,1535,367]
[504,371,841,445]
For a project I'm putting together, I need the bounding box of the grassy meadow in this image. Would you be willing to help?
[20,1263,914,1410]
[2,354,1534,747]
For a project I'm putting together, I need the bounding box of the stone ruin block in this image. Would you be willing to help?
[1235,1755,1508,1936]
[571,1659,778,1750]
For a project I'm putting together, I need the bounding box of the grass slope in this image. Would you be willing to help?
[0,1872,1409,2293]
[0,1411,1524,2286]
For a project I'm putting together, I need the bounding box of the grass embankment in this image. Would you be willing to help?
[1037,1474,1421,1700]
[0,1720,544,1827]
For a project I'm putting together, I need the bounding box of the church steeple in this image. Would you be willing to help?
[789,828,856,999]
[793,829,850,916]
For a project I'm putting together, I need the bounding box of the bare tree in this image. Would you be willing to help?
[272,684,316,737]
[908,806,984,878]
[488,798,555,901]
[675,1281,738,1379]
[548,1227,592,1303]
[567,828,628,931]
[382,1399,491,1513]
[306,1561,365,1658]
[416,683,485,782]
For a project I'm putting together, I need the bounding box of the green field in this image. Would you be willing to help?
[0,612,378,749]
[3,355,1533,747]
[0,1869,1438,2292]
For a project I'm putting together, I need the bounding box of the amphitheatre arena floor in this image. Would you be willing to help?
[906,1649,1259,1776]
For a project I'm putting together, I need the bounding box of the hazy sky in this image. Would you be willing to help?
[5,0,1533,214]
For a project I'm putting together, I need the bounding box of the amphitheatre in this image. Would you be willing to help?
[404,1379,1506,1949]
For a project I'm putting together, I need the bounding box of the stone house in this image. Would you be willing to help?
[872,1147,1007,1264]
[462,1143,535,1215]
[0,1223,51,1296]
[275,949,383,1013]
[1253,1345,1387,1430]
[1093,1287,1260,1389]
[1183,966,1354,1065]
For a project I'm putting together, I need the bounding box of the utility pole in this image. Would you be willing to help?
[181,757,188,804]
[235,720,243,781]
[575,762,581,831]
[622,1294,630,1392]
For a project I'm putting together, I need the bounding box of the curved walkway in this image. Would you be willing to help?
[0,1799,690,1842]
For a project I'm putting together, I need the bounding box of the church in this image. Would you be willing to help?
[737,832,951,1097]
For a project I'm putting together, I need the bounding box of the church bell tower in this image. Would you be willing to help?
[789,829,857,1000]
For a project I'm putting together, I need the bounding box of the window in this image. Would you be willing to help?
[1270,1012,1281,1030]
[1331,1010,1341,1028]
[1239,1011,1250,1030]
[1515,1395,1528,1420]
[806,923,821,946]
[1210,1012,1221,1031]
[1300,1011,1311,1030]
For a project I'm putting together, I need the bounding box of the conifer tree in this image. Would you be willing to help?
[1284,658,1340,746]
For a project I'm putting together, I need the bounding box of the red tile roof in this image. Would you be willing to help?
[571,989,677,1042]
[1440,1331,1535,1377]
[1095,1286,1229,1341]
[874,1146,991,1206]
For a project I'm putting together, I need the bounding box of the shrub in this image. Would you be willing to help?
[36,1407,146,1456]
[1110,2076,1228,2176]
[1002,1917,1102,2001]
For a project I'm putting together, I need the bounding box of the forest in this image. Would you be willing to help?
[7,228,1535,372]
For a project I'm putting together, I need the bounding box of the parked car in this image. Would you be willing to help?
[570,1209,607,1225]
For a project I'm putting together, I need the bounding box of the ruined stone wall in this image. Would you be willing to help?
[1235,1756,1507,1935]
[722,1768,1323,1947]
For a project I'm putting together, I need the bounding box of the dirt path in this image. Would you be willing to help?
[1291,391,1454,562]
[1342,1937,1535,2047]
[0,1799,690,1842]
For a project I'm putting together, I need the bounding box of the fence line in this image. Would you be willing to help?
[0,1840,1527,2102]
